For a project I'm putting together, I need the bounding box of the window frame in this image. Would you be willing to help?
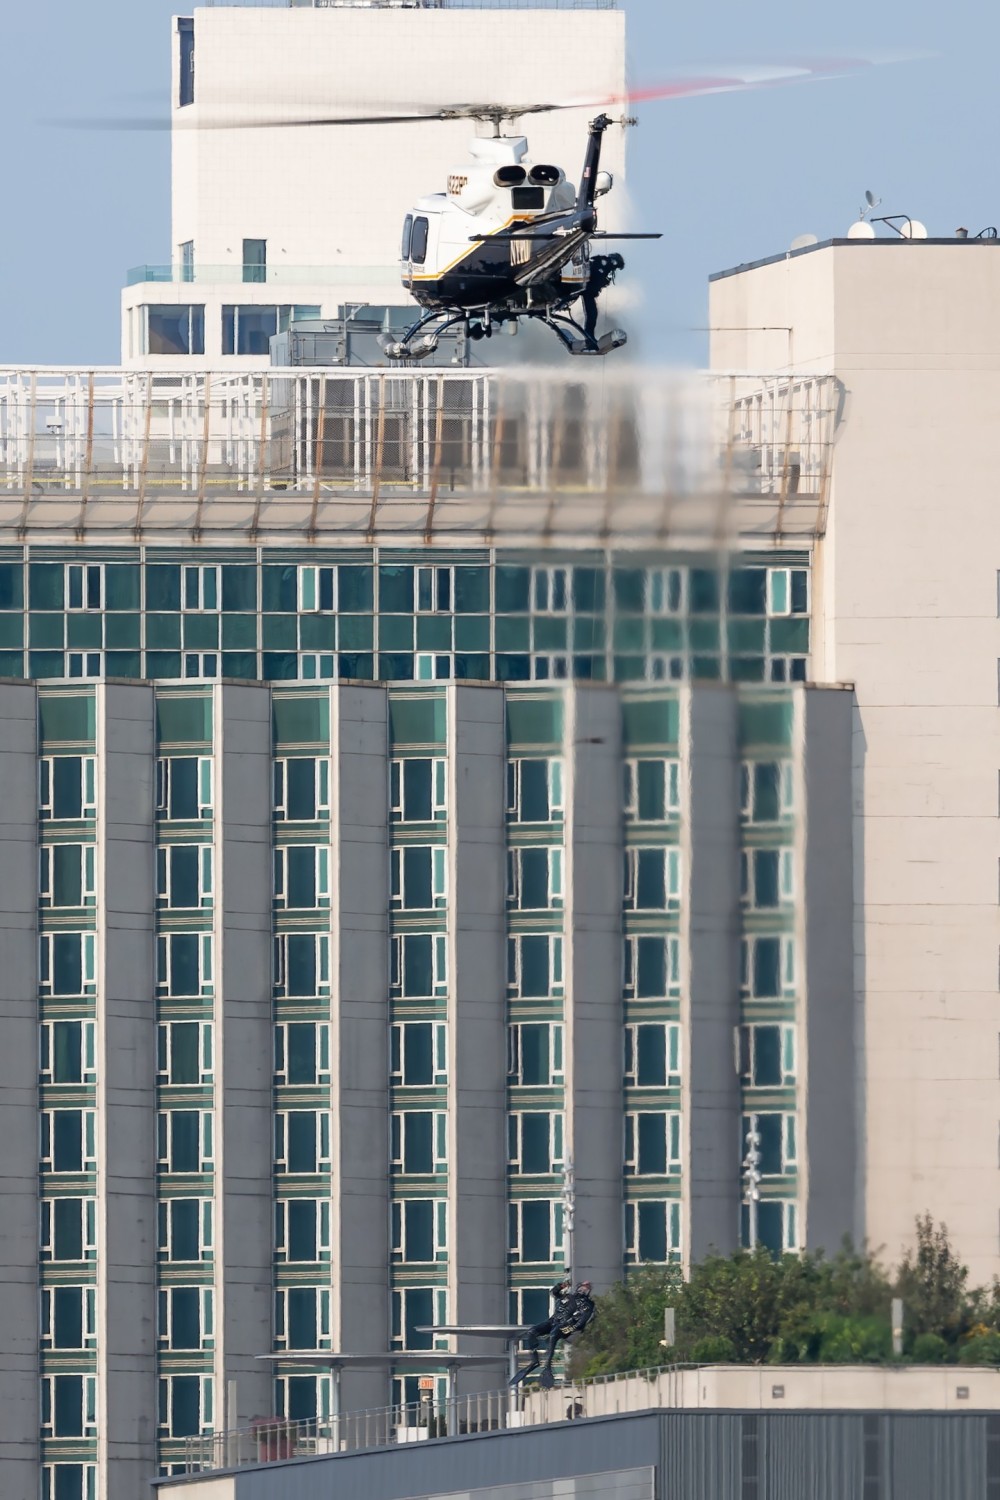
[506,757,564,824]
[156,1109,214,1175]
[623,846,682,911]
[274,1021,332,1086]
[158,1197,214,1262]
[39,1019,97,1084]
[273,1108,333,1175]
[624,1199,682,1264]
[156,932,214,998]
[40,1285,98,1350]
[157,1374,214,1437]
[390,933,448,999]
[623,757,681,822]
[157,1020,214,1086]
[624,1110,682,1176]
[623,1021,681,1088]
[39,756,97,821]
[507,1197,565,1264]
[273,844,331,911]
[389,1110,448,1175]
[507,1021,564,1086]
[390,757,447,823]
[507,845,563,911]
[156,756,213,821]
[273,757,331,822]
[156,843,214,910]
[273,1286,333,1351]
[158,1285,215,1350]
[40,1196,98,1263]
[40,1373,98,1438]
[39,933,97,997]
[507,1110,564,1175]
[506,933,564,998]
[273,933,331,998]
[390,1020,447,1086]
[274,1197,333,1264]
[390,845,448,912]
[391,1197,448,1263]
[65,563,104,613]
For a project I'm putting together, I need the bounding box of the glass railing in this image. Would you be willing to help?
[126,264,401,287]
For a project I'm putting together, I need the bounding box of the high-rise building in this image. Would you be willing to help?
[0,352,840,1500]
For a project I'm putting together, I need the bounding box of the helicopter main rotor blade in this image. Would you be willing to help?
[50,53,922,132]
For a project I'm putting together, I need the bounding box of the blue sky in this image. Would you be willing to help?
[2,0,982,365]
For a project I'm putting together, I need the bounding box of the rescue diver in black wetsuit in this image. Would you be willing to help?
[581,253,625,343]
[512,1279,597,1387]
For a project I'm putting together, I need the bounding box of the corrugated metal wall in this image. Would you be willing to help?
[172,1409,1000,1500]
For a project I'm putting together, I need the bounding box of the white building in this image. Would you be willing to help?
[710,234,1000,1280]
[121,0,627,368]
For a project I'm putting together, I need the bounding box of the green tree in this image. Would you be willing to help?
[893,1214,973,1344]
[571,1218,975,1378]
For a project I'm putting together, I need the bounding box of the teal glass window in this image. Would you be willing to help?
[104,565,140,611]
[146,565,181,612]
[626,1024,667,1086]
[159,1199,202,1261]
[285,1199,319,1261]
[454,565,489,613]
[221,565,257,612]
[572,567,605,611]
[379,564,414,612]
[728,568,766,614]
[46,1290,86,1350]
[635,1202,668,1261]
[30,563,64,610]
[0,562,23,610]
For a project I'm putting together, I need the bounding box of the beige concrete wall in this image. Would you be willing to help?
[710,241,1000,1279]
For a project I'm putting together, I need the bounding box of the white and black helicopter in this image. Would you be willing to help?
[201,60,893,363]
[383,103,654,360]
[70,58,902,362]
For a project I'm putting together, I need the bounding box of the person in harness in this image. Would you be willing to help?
[511,1279,597,1389]
[580,253,625,343]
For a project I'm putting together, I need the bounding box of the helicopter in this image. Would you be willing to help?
[382,105,660,360]
[65,57,904,361]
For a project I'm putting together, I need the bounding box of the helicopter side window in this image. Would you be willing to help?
[401,215,413,261]
[512,187,545,212]
[410,217,429,266]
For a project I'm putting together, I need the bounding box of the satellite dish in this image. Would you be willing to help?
[790,233,818,250]
[900,219,928,239]
[865,189,877,207]
[847,220,876,239]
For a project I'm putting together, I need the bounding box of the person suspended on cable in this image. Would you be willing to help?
[510,1276,596,1388]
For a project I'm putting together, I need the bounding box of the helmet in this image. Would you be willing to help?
[577,1281,592,1294]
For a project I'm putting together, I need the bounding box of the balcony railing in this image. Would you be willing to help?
[126,264,400,288]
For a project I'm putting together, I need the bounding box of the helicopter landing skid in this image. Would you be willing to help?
[541,311,627,357]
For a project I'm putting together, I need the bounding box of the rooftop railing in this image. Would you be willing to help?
[0,366,840,545]
[180,1363,691,1476]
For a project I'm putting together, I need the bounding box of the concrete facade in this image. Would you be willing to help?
[710,239,1000,1278]
[1,672,849,1497]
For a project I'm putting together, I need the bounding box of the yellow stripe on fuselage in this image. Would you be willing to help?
[407,214,547,282]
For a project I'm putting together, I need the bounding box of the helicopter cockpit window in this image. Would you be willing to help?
[511,187,545,212]
[400,215,413,261]
[410,217,429,266]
